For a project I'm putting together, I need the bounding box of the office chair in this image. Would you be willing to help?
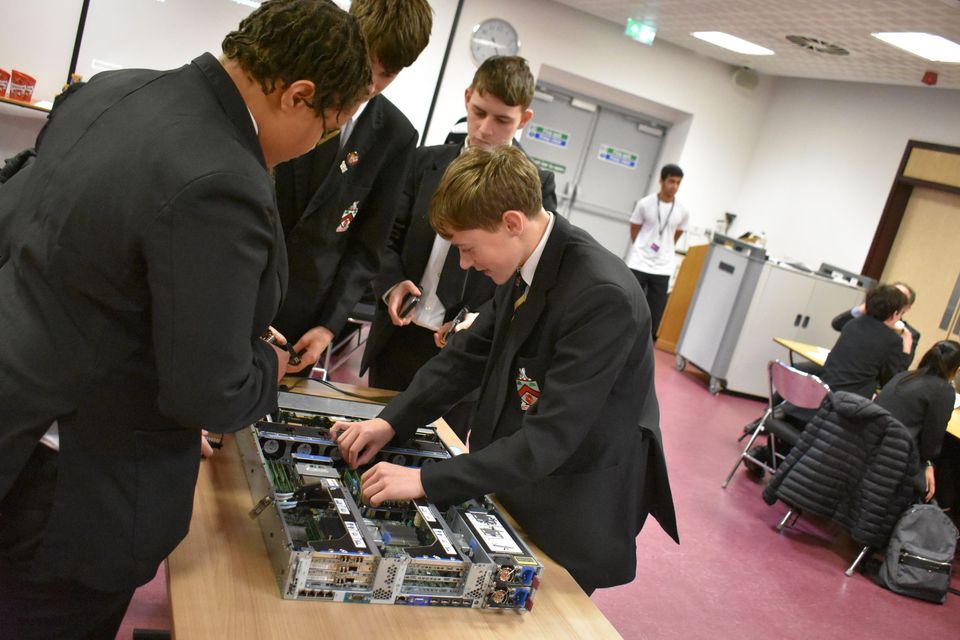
[722,360,829,489]
[769,392,918,577]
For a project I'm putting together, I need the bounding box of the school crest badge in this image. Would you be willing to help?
[336,201,359,233]
[515,367,541,411]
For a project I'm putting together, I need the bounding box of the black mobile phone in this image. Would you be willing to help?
[399,293,420,318]
[443,306,470,342]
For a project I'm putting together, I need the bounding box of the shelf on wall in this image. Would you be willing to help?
[0,96,51,113]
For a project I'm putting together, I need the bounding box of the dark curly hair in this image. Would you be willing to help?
[222,0,371,116]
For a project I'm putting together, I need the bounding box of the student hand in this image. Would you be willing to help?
[924,466,936,502]
[360,462,425,506]
[434,321,453,348]
[263,326,291,382]
[433,312,479,348]
[901,326,914,354]
[330,417,395,468]
[386,281,422,327]
[289,326,334,373]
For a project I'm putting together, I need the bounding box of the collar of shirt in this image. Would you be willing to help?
[518,211,554,288]
[339,99,370,148]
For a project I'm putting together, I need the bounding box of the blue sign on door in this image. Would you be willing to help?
[597,144,638,169]
[527,123,570,148]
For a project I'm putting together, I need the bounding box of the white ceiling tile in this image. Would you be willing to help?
[550,0,960,88]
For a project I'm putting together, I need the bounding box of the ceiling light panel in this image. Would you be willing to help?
[871,32,960,62]
[692,31,775,55]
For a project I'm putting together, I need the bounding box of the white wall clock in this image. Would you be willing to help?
[470,18,520,64]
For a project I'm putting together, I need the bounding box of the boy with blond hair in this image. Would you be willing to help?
[335,146,677,594]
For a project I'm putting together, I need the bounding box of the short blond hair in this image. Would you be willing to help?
[430,146,542,237]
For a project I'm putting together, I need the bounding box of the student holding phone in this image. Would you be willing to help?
[361,56,556,398]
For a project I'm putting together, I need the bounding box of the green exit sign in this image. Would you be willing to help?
[625,18,656,45]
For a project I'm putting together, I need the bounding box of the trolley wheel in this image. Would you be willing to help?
[709,377,724,395]
[675,355,687,371]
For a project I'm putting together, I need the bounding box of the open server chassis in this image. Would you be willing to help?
[237,391,543,611]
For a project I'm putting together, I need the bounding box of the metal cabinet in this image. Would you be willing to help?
[677,238,866,397]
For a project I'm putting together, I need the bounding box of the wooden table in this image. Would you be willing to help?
[167,380,621,639]
[773,339,960,443]
[774,337,831,368]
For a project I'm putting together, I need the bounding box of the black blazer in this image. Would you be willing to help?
[379,214,678,589]
[0,54,283,591]
[822,315,911,398]
[272,94,416,341]
[360,142,556,373]
[832,308,920,364]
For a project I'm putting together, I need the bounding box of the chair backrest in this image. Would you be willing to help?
[769,360,830,410]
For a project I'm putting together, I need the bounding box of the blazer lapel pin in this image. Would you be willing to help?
[515,367,541,411]
[336,201,360,233]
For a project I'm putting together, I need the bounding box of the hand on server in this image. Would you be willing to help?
[360,462,425,506]
[330,417,395,468]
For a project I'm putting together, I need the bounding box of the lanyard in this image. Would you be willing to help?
[656,197,675,237]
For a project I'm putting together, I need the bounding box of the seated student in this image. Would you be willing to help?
[832,281,920,365]
[876,340,960,503]
[332,145,678,594]
[744,284,912,477]
[820,284,912,398]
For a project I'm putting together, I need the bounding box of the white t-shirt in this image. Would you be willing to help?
[625,193,689,275]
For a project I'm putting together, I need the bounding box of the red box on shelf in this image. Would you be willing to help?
[0,69,10,98]
[9,70,36,102]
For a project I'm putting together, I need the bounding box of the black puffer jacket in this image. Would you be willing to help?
[763,391,922,548]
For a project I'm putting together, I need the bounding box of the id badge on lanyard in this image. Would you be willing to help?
[651,198,674,253]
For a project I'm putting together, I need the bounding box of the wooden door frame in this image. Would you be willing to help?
[862,140,960,279]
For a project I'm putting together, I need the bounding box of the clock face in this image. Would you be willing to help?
[470,18,520,64]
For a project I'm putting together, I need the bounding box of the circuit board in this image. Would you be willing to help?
[237,392,542,610]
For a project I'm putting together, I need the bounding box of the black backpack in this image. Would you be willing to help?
[878,503,958,603]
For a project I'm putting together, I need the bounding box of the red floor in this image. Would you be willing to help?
[117,347,960,639]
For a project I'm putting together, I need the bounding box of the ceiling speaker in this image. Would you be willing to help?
[732,67,759,90]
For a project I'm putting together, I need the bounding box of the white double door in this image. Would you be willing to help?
[524,85,666,257]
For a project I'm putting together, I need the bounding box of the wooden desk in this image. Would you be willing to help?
[772,340,960,441]
[167,380,621,639]
[774,337,830,368]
